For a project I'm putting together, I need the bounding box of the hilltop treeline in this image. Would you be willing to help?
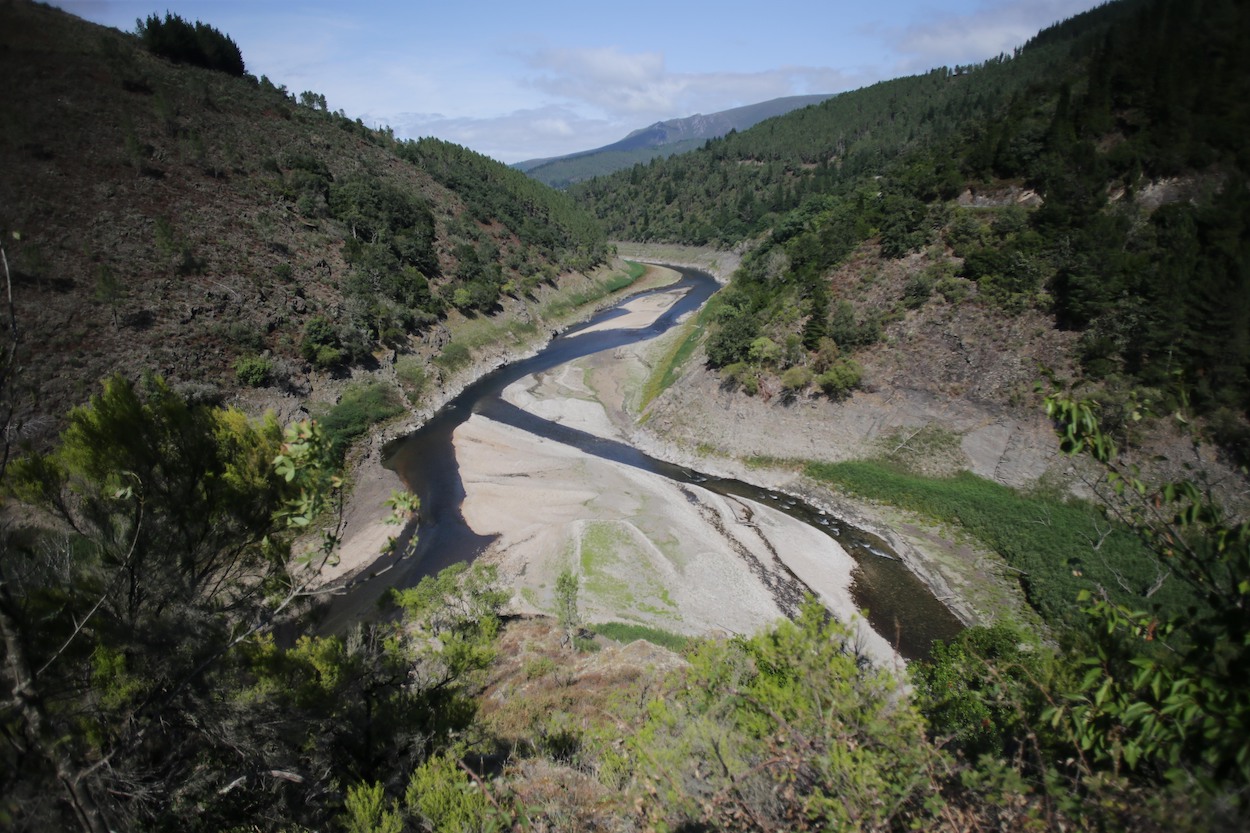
[573,0,1250,433]
[136,11,245,76]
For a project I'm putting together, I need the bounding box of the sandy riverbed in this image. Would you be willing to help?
[318,273,909,665]
[307,270,687,589]
[472,290,896,664]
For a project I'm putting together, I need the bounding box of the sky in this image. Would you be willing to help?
[55,0,1107,164]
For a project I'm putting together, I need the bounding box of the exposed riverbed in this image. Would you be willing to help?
[316,265,963,660]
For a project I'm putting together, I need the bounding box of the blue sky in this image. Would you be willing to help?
[55,0,1106,163]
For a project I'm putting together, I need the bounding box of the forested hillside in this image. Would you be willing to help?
[574,0,1250,451]
[0,2,607,445]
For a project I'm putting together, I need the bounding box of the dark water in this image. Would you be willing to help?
[318,266,964,658]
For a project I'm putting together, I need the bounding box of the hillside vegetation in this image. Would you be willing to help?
[574,0,1250,454]
[0,1,607,445]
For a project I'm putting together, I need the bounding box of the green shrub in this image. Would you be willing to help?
[317,380,404,459]
[815,359,862,398]
[781,365,814,392]
[748,336,782,365]
[902,273,934,309]
[225,321,263,349]
[935,277,971,304]
[629,600,943,829]
[404,755,496,832]
[233,355,272,387]
[913,624,1053,759]
[394,355,427,405]
[301,316,352,369]
[313,345,345,369]
[433,342,471,374]
[722,361,759,396]
[342,781,401,833]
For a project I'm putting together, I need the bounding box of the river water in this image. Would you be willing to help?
[320,266,963,658]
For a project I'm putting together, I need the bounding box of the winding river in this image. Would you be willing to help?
[319,266,963,659]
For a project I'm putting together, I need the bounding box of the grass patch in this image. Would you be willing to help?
[451,316,540,352]
[639,289,724,408]
[804,460,1197,626]
[432,341,472,374]
[640,321,702,409]
[316,379,404,460]
[875,424,965,476]
[580,522,635,609]
[541,264,646,320]
[743,454,803,471]
[591,621,689,652]
[577,520,679,621]
[394,354,427,405]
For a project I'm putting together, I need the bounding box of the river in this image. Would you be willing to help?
[318,266,963,659]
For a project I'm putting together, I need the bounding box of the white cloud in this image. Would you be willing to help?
[363,47,865,162]
[376,106,618,164]
[875,0,1105,73]
[526,46,676,115]
[523,45,861,123]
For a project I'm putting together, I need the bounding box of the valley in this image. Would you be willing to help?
[324,261,964,662]
[3,0,1248,828]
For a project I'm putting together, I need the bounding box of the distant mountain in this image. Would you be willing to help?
[515,94,834,188]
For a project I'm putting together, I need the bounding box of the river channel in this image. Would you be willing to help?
[319,266,964,659]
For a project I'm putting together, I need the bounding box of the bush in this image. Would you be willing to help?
[394,355,427,406]
[300,316,351,369]
[902,273,934,309]
[748,336,782,366]
[233,355,272,387]
[317,380,404,459]
[816,359,862,398]
[722,361,759,396]
[781,365,814,392]
[706,306,760,367]
[403,754,496,831]
[935,277,971,304]
[828,301,880,349]
[913,624,1052,759]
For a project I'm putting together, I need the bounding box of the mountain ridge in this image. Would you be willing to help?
[515,94,834,187]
